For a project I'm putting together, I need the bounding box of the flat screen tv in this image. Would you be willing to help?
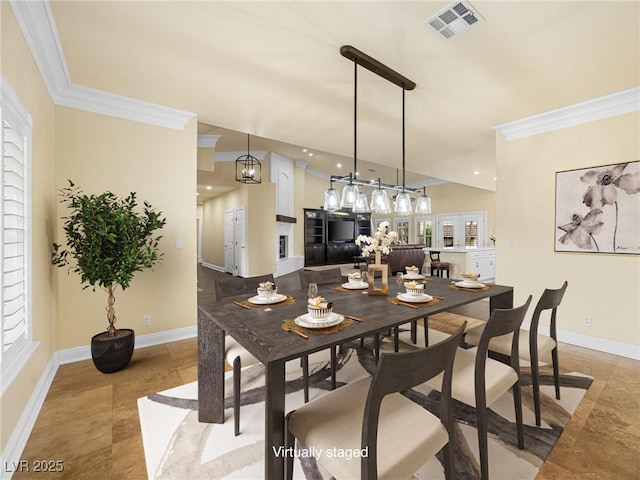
[328,220,355,242]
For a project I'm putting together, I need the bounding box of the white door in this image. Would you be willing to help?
[234,207,247,277]
[224,210,234,274]
[437,215,460,249]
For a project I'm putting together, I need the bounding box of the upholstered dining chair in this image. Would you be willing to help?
[429,250,450,278]
[465,281,568,426]
[213,274,310,436]
[426,296,532,480]
[285,323,466,480]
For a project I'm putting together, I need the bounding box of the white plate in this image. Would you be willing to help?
[247,293,288,305]
[403,273,425,280]
[342,282,368,290]
[397,292,433,303]
[454,281,485,289]
[295,312,345,329]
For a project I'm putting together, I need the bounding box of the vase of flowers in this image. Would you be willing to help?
[356,221,398,295]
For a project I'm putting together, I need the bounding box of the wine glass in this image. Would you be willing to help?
[396,272,404,286]
[360,271,368,285]
[422,263,429,277]
[308,283,318,300]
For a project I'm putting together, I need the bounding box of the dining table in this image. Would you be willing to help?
[197,275,514,479]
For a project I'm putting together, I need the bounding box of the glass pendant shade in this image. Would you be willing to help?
[370,188,390,213]
[394,191,412,215]
[353,191,370,213]
[323,187,340,212]
[415,194,432,214]
[340,184,359,209]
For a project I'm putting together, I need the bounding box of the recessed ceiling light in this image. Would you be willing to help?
[206,185,213,190]
[308,153,313,157]
[302,148,308,152]
[336,163,342,168]
[473,170,480,175]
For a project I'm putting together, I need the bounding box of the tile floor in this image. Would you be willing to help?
[11,266,640,479]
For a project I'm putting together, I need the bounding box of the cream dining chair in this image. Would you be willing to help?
[213,274,310,436]
[426,296,532,480]
[465,281,568,426]
[285,323,466,480]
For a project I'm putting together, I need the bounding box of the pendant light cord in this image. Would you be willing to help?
[402,88,406,193]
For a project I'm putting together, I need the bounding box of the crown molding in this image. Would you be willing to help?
[9,0,196,130]
[197,135,221,148]
[495,86,640,141]
[214,151,268,162]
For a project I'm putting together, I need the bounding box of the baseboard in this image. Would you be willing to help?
[201,262,224,272]
[522,322,640,360]
[56,325,197,365]
[1,357,58,480]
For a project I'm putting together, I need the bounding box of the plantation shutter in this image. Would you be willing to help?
[1,92,31,370]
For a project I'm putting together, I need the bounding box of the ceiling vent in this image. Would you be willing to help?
[424,1,484,40]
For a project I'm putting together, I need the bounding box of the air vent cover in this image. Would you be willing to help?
[424,1,484,41]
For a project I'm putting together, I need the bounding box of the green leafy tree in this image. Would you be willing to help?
[52,181,167,335]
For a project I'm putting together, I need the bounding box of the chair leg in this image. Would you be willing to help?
[552,346,561,400]
[301,355,309,403]
[285,411,296,480]
[512,381,525,449]
[373,334,380,362]
[233,356,241,437]
[530,346,542,427]
[411,320,417,344]
[476,407,489,480]
[330,346,337,390]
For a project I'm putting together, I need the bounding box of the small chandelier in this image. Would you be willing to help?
[415,186,432,214]
[235,134,261,184]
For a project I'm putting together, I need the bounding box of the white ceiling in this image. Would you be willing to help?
[48,1,639,197]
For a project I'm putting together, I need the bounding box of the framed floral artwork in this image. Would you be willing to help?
[555,161,640,254]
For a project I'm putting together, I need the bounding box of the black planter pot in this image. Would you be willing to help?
[91,328,135,373]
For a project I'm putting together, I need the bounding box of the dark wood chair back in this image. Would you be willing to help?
[213,274,275,301]
[429,250,443,263]
[475,296,532,386]
[298,268,344,289]
[361,324,465,479]
[529,281,568,342]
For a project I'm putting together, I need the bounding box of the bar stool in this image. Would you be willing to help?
[429,251,450,278]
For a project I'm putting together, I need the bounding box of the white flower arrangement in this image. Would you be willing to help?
[355,221,399,257]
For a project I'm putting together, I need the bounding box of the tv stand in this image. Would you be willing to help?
[304,209,371,267]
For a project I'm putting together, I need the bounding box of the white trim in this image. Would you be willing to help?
[0,354,58,480]
[197,135,221,148]
[201,261,225,272]
[0,342,39,396]
[55,325,197,365]
[495,87,640,141]
[9,0,196,131]
[214,151,268,162]
[522,322,640,361]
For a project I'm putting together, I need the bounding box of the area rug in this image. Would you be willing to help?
[138,334,592,479]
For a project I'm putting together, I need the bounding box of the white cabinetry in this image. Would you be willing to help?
[467,249,495,281]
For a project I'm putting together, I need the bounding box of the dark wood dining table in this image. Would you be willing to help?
[197,275,513,479]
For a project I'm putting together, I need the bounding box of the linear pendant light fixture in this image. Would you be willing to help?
[415,186,432,213]
[329,45,418,214]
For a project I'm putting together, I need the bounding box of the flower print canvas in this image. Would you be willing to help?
[555,161,640,254]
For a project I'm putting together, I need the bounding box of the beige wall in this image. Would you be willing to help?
[1,2,57,452]
[53,108,197,349]
[201,181,276,276]
[496,112,640,349]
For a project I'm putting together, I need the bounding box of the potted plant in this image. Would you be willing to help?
[52,180,166,373]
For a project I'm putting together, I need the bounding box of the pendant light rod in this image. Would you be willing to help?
[402,88,406,193]
[329,175,422,193]
[353,61,357,183]
[340,45,416,91]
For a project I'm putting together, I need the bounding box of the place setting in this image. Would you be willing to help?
[401,264,429,281]
[333,271,369,292]
[233,281,296,309]
[282,284,360,338]
[388,278,443,308]
[450,272,491,292]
